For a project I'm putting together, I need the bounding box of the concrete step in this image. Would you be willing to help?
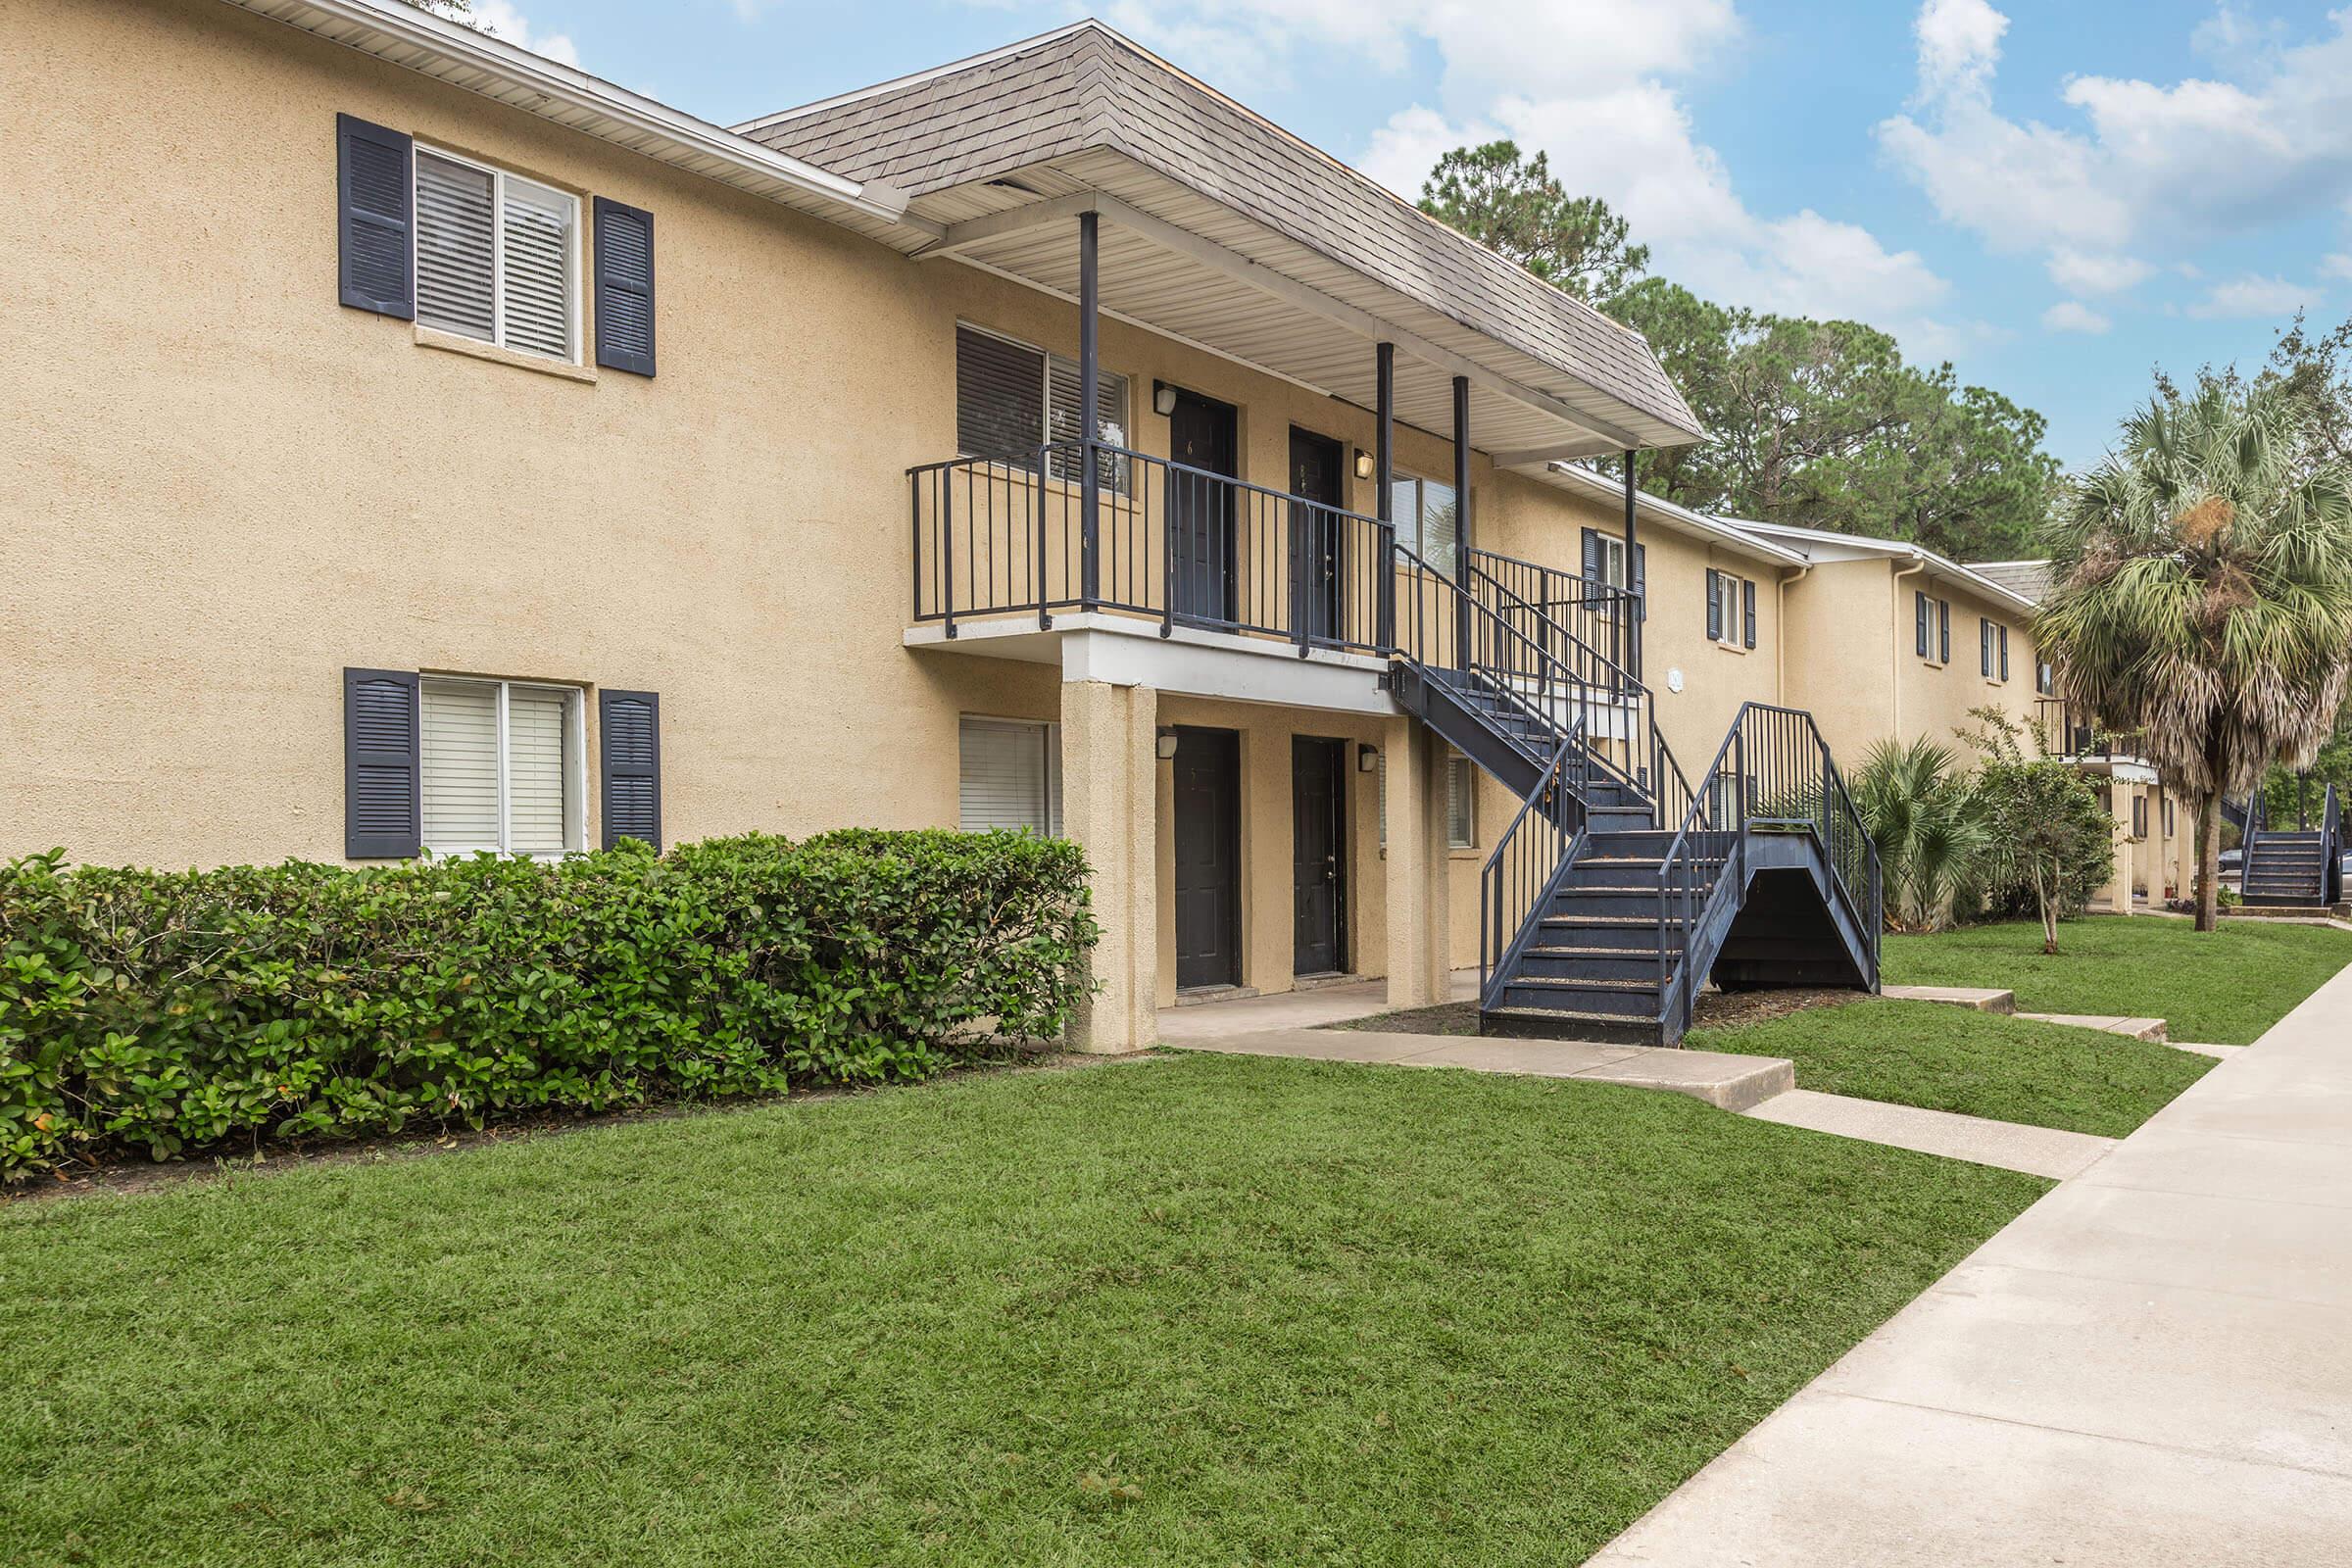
[1882,983,2017,1014]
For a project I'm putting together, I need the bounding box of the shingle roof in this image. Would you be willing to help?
[1966,560,2054,604]
[741,23,1702,445]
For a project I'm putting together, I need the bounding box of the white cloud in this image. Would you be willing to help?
[1880,2,2352,258]
[2040,300,2111,334]
[461,1,579,68]
[2184,273,2316,319]
[2045,248,2154,296]
[2322,253,2352,281]
[1250,0,1965,349]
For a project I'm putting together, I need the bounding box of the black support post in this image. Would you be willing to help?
[1078,209,1101,611]
[1452,373,1472,665]
[1622,448,1640,680]
[1376,341,1396,651]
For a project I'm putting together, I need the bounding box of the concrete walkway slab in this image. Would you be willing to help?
[1882,983,2015,1012]
[2020,1009,2170,1041]
[1742,1088,2115,1179]
[1170,1028,1794,1111]
[1152,969,1476,1043]
[1590,953,2352,1567]
[2171,1040,2243,1058]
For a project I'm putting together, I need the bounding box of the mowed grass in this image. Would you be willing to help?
[1884,916,2352,1045]
[0,1054,2042,1568]
[1688,1000,2215,1137]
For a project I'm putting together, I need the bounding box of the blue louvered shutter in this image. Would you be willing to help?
[344,667,420,858]
[593,197,656,376]
[600,690,662,850]
[1705,570,1722,641]
[1632,542,1646,621]
[1999,624,2010,681]
[1742,578,1757,649]
[1581,527,1602,580]
[1939,601,1951,664]
[337,115,414,318]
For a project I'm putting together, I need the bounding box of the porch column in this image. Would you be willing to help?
[1376,341,1396,650]
[1622,449,1640,680]
[2095,781,2135,915]
[1382,714,1451,1008]
[1452,373,1473,665]
[1077,209,1102,611]
[1062,677,1158,1051]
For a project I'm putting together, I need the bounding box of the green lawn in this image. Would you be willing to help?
[1,1054,2041,1568]
[1688,1000,2215,1137]
[1884,916,2352,1045]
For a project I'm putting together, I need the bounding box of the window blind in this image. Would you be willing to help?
[420,678,500,852]
[505,685,570,857]
[415,152,496,342]
[501,174,574,361]
[1446,756,1474,849]
[958,717,1058,834]
[1045,354,1130,489]
[956,326,1046,464]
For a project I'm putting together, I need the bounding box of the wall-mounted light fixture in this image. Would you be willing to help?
[1156,727,1181,760]
[1352,447,1375,481]
[1356,743,1380,773]
[1152,381,1180,417]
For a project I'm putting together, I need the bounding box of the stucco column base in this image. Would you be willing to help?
[1062,679,1158,1053]
[2101,784,2135,915]
[1382,716,1451,1009]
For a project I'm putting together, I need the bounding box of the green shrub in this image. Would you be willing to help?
[0,830,1097,1179]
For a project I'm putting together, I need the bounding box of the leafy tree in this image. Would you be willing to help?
[2036,380,2352,930]
[1608,279,2058,557]
[1418,142,1648,302]
[1961,709,2114,954]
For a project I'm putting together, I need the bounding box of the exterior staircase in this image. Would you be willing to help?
[2241,784,2342,908]
[1389,542,1882,1046]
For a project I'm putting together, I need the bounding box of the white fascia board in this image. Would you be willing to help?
[1538,465,1808,568]
[219,0,929,232]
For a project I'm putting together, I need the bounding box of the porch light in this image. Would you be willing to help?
[1357,743,1379,773]
[1152,380,1179,416]
[1156,727,1181,760]
[1352,447,1375,481]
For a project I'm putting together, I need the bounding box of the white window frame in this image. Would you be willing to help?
[1592,533,1629,590]
[954,320,1131,494]
[412,142,583,367]
[1709,569,1752,648]
[419,676,588,859]
[956,713,1063,837]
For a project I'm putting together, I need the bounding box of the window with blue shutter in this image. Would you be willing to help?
[337,115,414,318]
[1939,599,1951,663]
[1704,570,1722,641]
[594,197,656,376]
[344,667,421,858]
[1742,577,1756,649]
[1915,591,1931,658]
[1999,624,2011,681]
[599,690,662,850]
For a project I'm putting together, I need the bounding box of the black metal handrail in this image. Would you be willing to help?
[1479,721,1591,1010]
[1654,703,1883,1033]
[2326,783,2344,906]
[1463,546,1641,690]
[908,441,1396,656]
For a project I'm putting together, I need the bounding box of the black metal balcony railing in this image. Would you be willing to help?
[908,440,1396,656]
[2034,696,2137,760]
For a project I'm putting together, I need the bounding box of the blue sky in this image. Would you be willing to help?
[462,0,2352,469]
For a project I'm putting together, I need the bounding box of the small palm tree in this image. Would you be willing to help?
[1851,736,1989,930]
[2038,381,2352,930]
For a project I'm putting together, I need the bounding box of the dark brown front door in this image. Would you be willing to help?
[1289,427,1345,644]
[1293,736,1347,975]
[1168,390,1238,625]
[1173,725,1241,989]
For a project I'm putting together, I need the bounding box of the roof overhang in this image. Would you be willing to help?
[1727,520,2041,614]
[743,23,1706,464]
[215,0,931,241]
[1532,466,1810,568]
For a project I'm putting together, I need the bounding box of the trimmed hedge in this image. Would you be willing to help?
[0,830,1097,1179]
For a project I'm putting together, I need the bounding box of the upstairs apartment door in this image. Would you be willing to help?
[1289,427,1346,645]
[1168,389,1238,626]
[1292,736,1348,975]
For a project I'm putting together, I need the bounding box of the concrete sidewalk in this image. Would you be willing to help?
[1591,957,2352,1567]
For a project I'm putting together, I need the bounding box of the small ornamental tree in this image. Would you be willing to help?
[1962,708,2115,954]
